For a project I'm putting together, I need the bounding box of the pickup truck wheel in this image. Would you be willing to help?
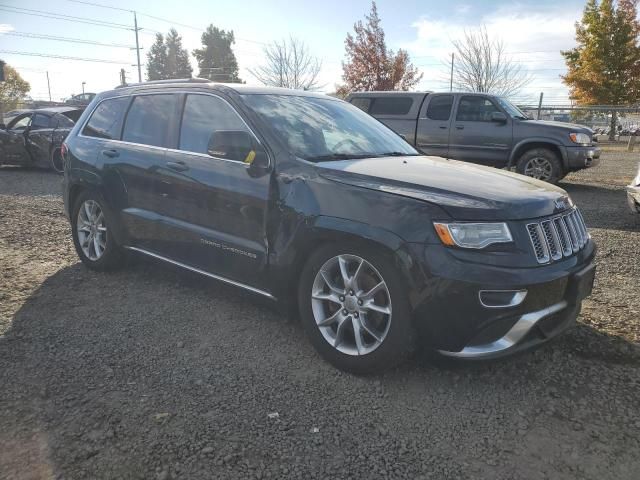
[516,148,563,184]
[71,191,124,271]
[298,244,414,374]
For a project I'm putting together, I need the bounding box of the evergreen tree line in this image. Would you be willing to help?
[146,25,241,83]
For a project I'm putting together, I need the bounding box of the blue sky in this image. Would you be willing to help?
[0,0,593,104]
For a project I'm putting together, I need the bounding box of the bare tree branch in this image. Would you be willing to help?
[452,26,532,97]
[248,37,323,90]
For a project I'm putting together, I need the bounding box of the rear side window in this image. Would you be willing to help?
[369,97,413,116]
[179,94,249,159]
[83,97,129,139]
[122,94,177,147]
[456,96,501,122]
[350,97,371,112]
[31,114,50,130]
[426,95,454,121]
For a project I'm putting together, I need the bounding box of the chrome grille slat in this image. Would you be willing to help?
[527,208,589,264]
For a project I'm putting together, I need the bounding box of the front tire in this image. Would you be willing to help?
[71,191,124,271]
[298,243,415,374]
[516,148,563,184]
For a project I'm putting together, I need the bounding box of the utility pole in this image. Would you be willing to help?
[119,68,127,86]
[537,92,544,120]
[449,53,454,92]
[133,11,142,82]
[46,71,52,102]
[82,81,86,95]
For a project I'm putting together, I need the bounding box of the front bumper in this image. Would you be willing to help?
[565,145,601,170]
[409,241,596,358]
[627,185,640,213]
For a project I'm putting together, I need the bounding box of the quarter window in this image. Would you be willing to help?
[369,97,414,116]
[456,96,501,122]
[83,97,129,140]
[179,94,249,160]
[350,97,371,112]
[122,94,177,147]
[426,95,453,121]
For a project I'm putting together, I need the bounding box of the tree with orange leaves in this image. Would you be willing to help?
[336,2,422,96]
[562,0,640,139]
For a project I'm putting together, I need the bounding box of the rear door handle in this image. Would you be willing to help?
[101,149,119,158]
[166,160,188,172]
[455,125,464,130]
[438,125,448,130]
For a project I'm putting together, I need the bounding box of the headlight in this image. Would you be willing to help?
[433,222,513,249]
[569,132,591,145]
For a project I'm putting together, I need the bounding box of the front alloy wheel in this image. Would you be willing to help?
[299,244,414,374]
[311,254,392,356]
[523,156,553,181]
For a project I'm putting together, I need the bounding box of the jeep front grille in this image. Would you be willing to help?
[527,209,589,264]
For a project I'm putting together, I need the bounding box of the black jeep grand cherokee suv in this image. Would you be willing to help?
[62,79,596,373]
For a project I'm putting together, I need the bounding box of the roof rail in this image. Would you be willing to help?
[115,77,211,89]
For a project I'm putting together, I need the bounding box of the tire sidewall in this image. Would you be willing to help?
[516,148,563,184]
[298,243,414,374]
[71,190,122,270]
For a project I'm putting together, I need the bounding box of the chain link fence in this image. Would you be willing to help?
[517,104,640,141]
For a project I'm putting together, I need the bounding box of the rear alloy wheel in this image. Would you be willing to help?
[71,191,124,271]
[299,244,414,374]
[516,148,563,184]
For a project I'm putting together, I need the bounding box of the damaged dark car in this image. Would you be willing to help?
[0,107,84,173]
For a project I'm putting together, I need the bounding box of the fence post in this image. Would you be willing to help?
[628,135,636,152]
[537,92,544,120]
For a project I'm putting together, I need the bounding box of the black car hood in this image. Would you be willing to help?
[316,156,572,221]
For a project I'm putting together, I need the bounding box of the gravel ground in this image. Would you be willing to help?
[1,148,639,480]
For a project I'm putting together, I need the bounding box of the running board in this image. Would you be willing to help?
[124,246,276,300]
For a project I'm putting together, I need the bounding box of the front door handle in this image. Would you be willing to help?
[439,125,448,129]
[101,149,119,158]
[455,125,464,130]
[166,160,188,172]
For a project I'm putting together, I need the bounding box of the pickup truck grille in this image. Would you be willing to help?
[526,209,589,264]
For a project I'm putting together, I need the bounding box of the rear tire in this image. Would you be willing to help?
[298,243,415,374]
[71,190,124,271]
[50,148,64,174]
[516,148,563,184]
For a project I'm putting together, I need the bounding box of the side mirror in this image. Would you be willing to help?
[207,130,265,163]
[490,112,508,123]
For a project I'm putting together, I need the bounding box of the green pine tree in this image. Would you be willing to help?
[146,33,168,81]
[193,25,242,82]
[165,28,193,79]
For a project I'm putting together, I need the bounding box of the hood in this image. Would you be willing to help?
[523,119,592,133]
[316,156,572,221]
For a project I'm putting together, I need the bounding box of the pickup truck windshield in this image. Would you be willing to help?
[495,97,529,120]
[241,94,419,161]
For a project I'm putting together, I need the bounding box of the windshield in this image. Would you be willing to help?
[495,97,529,120]
[240,94,418,161]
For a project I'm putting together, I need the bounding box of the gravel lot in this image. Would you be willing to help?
[1,147,639,480]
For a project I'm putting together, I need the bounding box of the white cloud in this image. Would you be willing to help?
[401,3,582,101]
[0,24,14,34]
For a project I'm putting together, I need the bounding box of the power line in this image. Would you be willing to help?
[64,0,267,45]
[3,31,135,49]
[0,4,133,30]
[0,50,130,64]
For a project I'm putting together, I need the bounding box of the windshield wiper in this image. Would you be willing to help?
[376,151,420,157]
[307,153,379,162]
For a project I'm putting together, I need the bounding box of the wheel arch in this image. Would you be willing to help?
[275,215,427,317]
[508,140,568,171]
